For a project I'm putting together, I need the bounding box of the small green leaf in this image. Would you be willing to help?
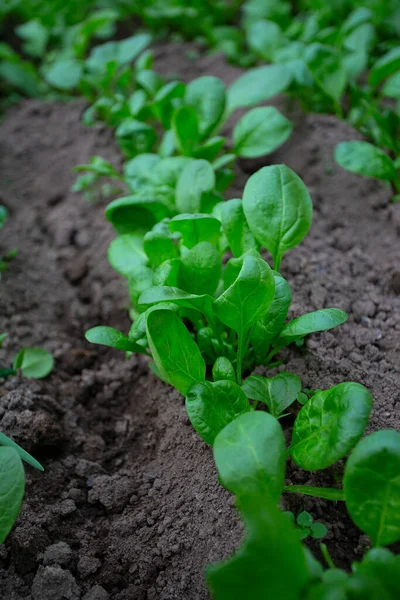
[297,511,313,528]
[186,380,249,445]
[227,64,292,113]
[185,76,226,138]
[0,432,43,471]
[169,213,221,249]
[143,231,177,267]
[242,372,301,417]
[178,242,221,296]
[335,141,396,181]
[0,447,25,544]
[305,43,347,102]
[172,105,200,156]
[243,165,312,270]
[175,160,216,214]
[213,411,286,500]
[212,357,236,383]
[344,429,400,547]
[290,382,373,470]
[220,199,256,258]
[85,326,145,354]
[275,308,348,350]
[115,119,157,157]
[13,348,54,379]
[146,309,206,395]
[284,485,345,501]
[233,107,292,158]
[214,254,275,339]
[310,522,328,539]
[138,286,214,318]
[369,47,400,89]
[382,71,400,99]
[246,19,284,61]
[105,195,170,234]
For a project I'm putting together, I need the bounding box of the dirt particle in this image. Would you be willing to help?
[43,542,74,566]
[77,556,101,578]
[83,585,109,600]
[32,565,81,600]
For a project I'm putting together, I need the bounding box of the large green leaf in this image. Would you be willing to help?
[207,495,311,600]
[107,233,147,276]
[169,213,221,249]
[243,165,312,270]
[290,382,373,470]
[175,160,215,214]
[186,380,249,445]
[146,309,206,395]
[213,411,286,500]
[105,195,170,234]
[233,107,292,158]
[220,199,256,258]
[178,241,221,296]
[335,141,396,181]
[0,447,25,544]
[344,430,400,547]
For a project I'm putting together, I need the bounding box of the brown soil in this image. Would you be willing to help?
[0,44,399,600]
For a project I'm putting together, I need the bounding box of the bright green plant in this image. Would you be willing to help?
[0,340,54,379]
[284,510,328,540]
[86,165,347,391]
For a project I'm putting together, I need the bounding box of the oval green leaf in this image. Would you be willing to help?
[290,382,373,470]
[13,348,54,379]
[107,233,147,276]
[185,75,226,138]
[275,308,348,350]
[334,141,396,181]
[227,64,292,113]
[186,380,249,445]
[344,429,400,547]
[242,165,312,270]
[175,159,216,214]
[85,326,145,354]
[233,106,292,158]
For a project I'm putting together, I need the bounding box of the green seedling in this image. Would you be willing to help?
[284,510,328,540]
[0,343,54,379]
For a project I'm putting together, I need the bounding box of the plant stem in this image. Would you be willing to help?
[273,254,281,272]
[320,543,336,569]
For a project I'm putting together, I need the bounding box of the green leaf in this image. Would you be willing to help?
[284,485,345,501]
[172,105,200,156]
[44,59,83,90]
[185,76,226,138]
[0,447,25,544]
[0,432,43,471]
[143,231,177,267]
[178,242,221,296]
[213,411,286,500]
[227,64,292,113]
[382,71,400,99]
[207,495,310,600]
[251,272,292,360]
[16,19,48,57]
[13,348,54,379]
[369,48,400,89]
[310,522,328,539]
[186,380,249,445]
[334,141,396,181]
[169,213,221,249]
[344,429,400,547]
[275,308,348,350]
[356,548,400,597]
[128,265,154,307]
[213,254,275,339]
[242,165,312,270]
[212,357,236,383]
[107,234,147,276]
[105,195,170,234]
[290,382,373,470]
[233,107,292,158]
[242,372,301,418]
[297,511,313,528]
[146,309,206,395]
[138,286,214,318]
[175,160,216,214]
[85,326,146,354]
[86,34,151,72]
[220,199,257,258]
[246,19,284,61]
[305,43,347,102]
[115,119,157,157]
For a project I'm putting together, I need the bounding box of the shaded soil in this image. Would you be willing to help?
[0,44,399,599]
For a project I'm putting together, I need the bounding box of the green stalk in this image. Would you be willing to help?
[320,543,336,570]
[236,332,245,385]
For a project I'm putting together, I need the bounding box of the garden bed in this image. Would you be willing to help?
[0,44,399,600]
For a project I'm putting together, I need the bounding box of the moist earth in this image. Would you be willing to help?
[0,43,399,599]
